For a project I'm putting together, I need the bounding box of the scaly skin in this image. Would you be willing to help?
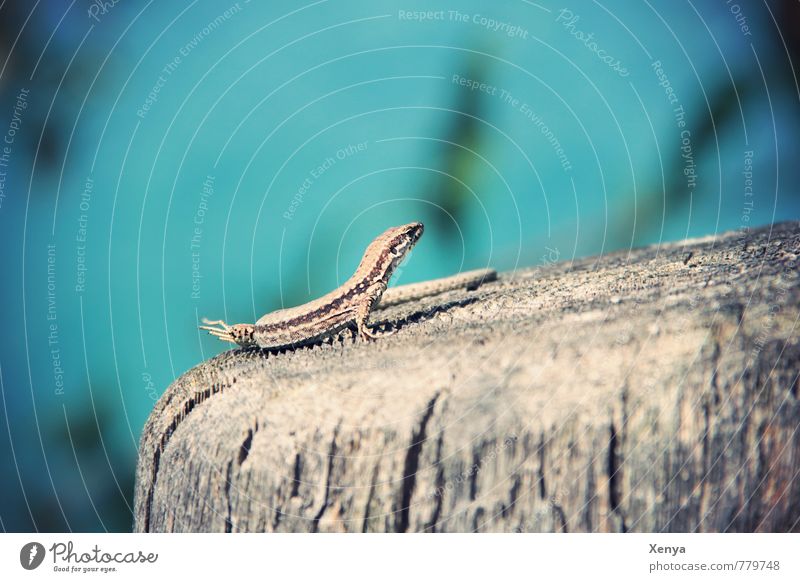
[200,222,493,349]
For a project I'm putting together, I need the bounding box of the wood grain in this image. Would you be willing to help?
[134,222,800,532]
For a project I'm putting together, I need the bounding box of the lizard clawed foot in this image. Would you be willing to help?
[199,319,237,344]
[357,323,396,342]
[358,327,380,341]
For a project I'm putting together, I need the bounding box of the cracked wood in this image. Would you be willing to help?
[134,222,800,532]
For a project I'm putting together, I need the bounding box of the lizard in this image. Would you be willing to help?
[199,221,496,349]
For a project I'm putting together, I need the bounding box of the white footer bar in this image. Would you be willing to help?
[1,533,797,581]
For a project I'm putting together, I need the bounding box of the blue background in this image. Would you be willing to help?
[0,0,797,531]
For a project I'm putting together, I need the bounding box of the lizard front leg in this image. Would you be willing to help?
[355,281,390,341]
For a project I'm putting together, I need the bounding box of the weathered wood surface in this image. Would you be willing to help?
[134,222,800,532]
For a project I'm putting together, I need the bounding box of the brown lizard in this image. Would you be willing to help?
[199,222,496,349]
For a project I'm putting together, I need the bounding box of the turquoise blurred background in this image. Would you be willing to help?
[0,1,797,531]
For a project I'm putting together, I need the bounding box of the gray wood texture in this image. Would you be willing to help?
[134,222,800,532]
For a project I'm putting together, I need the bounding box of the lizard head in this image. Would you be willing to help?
[199,320,257,347]
[355,221,424,286]
[382,221,424,272]
[392,221,423,251]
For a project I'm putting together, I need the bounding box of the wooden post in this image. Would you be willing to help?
[135,222,800,532]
